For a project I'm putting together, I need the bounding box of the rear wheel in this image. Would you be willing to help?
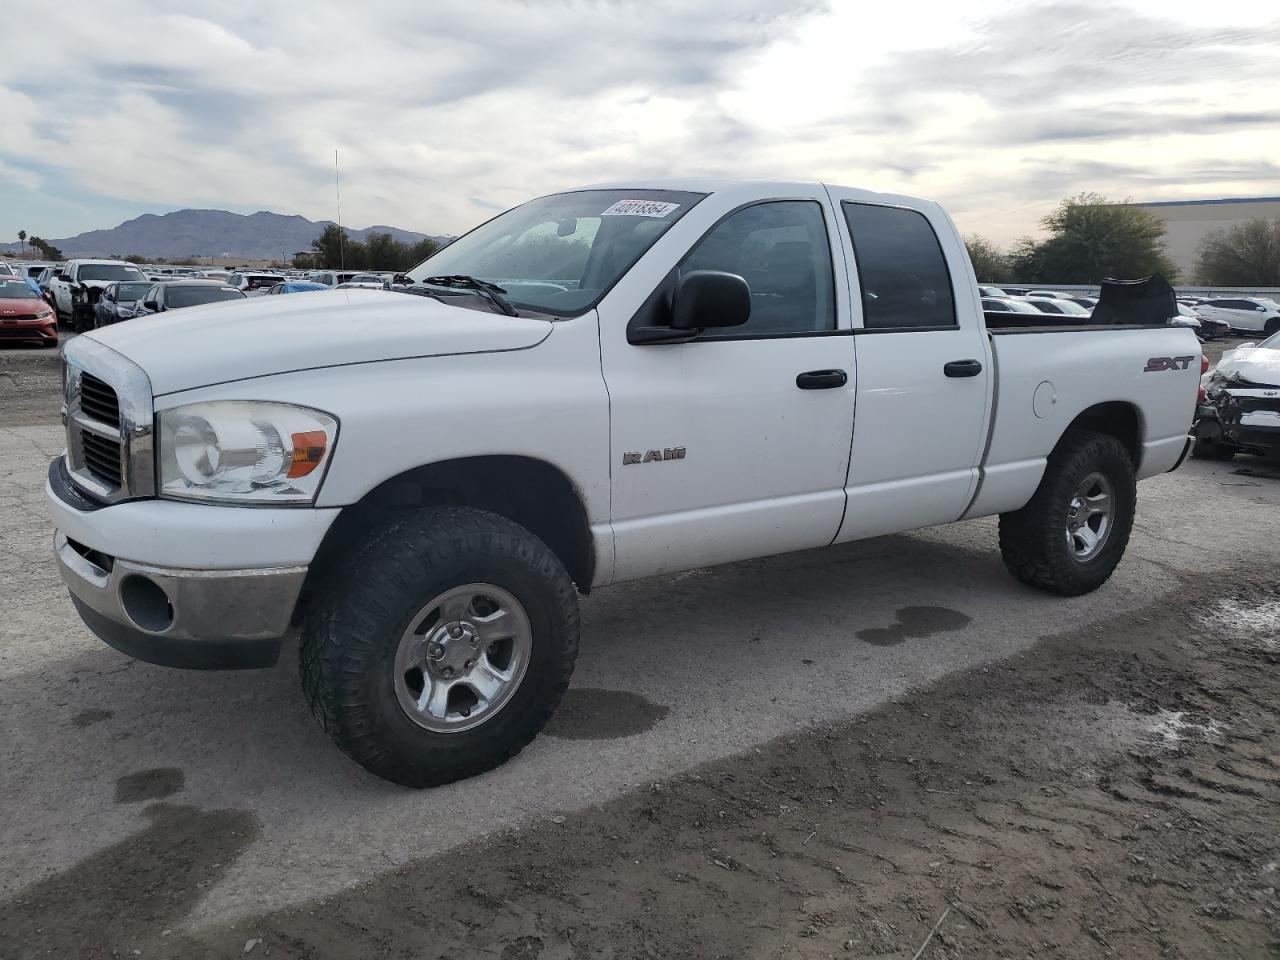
[999,429,1136,596]
[1265,317,1280,337]
[300,507,579,787]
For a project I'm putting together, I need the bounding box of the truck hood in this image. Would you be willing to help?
[1209,345,1280,389]
[85,289,553,395]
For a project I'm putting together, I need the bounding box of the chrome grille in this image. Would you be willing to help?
[62,338,155,505]
[79,373,121,427]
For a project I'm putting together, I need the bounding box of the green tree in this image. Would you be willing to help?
[1012,193,1178,283]
[310,224,352,269]
[964,234,1008,282]
[406,237,441,269]
[17,229,26,254]
[28,236,63,260]
[1195,218,1280,287]
[124,254,150,264]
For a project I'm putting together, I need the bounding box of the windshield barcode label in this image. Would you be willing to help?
[601,200,680,218]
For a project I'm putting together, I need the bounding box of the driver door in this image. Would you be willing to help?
[598,185,857,582]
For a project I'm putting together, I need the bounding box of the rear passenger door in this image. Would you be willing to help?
[824,189,993,541]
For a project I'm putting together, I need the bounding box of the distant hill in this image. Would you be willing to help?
[1,209,449,260]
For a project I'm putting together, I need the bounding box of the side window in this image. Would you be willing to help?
[983,299,1009,312]
[1037,302,1063,314]
[842,202,956,330]
[680,200,835,337]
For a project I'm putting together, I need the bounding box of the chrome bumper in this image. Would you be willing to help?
[55,531,306,669]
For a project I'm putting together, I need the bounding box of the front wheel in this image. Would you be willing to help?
[998,429,1136,596]
[300,507,579,787]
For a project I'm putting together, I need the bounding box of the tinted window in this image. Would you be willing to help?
[842,203,956,329]
[166,286,244,308]
[116,282,152,300]
[982,299,1010,311]
[680,200,835,337]
[77,264,147,282]
[1032,301,1064,314]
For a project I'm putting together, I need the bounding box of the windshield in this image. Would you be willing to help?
[0,278,39,299]
[407,189,704,315]
[78,264,146,282]
[116,282,153,300]
[167,286,244,308]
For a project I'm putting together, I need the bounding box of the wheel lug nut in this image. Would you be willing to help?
[465,659,474,668]
[441,666,454,678]
[448,624,462,639]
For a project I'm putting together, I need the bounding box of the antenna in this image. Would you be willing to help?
[334,148,345,270]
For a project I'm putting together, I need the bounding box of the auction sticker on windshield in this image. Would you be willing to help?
[601,199,681,218]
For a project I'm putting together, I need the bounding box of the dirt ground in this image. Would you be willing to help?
[4,572,1277,960]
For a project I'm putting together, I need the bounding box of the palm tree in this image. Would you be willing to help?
[17,230,26,255]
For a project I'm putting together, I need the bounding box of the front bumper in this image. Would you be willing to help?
[56,532,305,668]
[0,317,57,342]
[47,455,337,669]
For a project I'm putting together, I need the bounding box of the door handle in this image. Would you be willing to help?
[943,359,983,378]
[796,369,848,390]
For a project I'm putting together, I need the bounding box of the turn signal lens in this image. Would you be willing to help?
[288,430,329,478]
[1200,355,1209,374]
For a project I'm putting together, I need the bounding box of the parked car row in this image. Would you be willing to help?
[979,286,1252,341]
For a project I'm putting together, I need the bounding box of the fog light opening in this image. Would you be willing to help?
[119,575,174,633]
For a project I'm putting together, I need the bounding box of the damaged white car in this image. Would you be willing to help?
[1193,332,1280,460]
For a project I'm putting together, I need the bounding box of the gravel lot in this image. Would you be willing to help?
[1,338,1278,958]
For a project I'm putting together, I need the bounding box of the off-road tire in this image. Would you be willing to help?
[998,429,1136,596]
[300,507,579,787]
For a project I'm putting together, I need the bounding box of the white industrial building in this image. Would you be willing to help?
[1132,197,1280,280]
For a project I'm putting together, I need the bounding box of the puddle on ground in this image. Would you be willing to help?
[115,767,185,803]
[71,709,113,727]
[857,606,973,646]
[1195,597,1280,651]
[544,688,670,741]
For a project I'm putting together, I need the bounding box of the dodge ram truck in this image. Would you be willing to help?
[48,180,1200,786]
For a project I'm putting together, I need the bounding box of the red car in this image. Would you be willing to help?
[0,276,58,347]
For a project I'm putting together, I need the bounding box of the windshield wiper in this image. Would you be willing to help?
[422,275,518,317]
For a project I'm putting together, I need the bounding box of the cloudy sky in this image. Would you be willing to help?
[2,0,1277,247]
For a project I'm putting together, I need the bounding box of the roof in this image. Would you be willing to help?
[1134,196,1280,208]
[153,278,235,286]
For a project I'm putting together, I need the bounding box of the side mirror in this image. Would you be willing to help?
[143,300,159,311]
[629,270,752,344]
[1239,342,1257,349]
[57,273,71,283]
[1257,305,1267,312]
[671,270,751,331]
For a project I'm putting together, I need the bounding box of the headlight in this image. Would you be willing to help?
[158,401,338,504]
[35,306,53,320]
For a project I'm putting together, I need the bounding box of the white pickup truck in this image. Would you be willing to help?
[49,259,150,332]
[48,180,1200,786]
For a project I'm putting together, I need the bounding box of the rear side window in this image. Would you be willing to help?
[842,202,956,330]
[982,299,1009,311]
[680,200,835,337]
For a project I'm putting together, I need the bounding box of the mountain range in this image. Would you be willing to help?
[2,209,448,261]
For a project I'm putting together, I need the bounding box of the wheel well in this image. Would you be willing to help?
[1061,402,1142,465]
[299,456,595,620]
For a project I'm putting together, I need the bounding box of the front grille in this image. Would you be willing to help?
[79,373,121,427]
[79,430,123,487]
[0,327,48,339]
[61,340,155,505]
